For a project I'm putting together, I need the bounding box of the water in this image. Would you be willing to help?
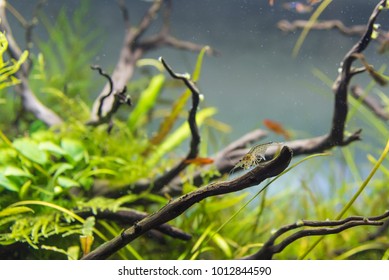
[8,0,386,141]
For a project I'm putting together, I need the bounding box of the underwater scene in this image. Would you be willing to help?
[0,0,389,260]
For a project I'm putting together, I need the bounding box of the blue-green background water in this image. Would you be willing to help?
[6,1,388,193]
[9,0,386,140]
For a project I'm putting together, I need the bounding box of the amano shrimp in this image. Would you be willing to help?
[229,142,280,175]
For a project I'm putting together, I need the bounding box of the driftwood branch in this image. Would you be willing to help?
[86,65,131,129]
[244,210,389,260]
[77,208,191,241]
[327,1,384,144]
[0,0,63,126]
[159,0,389,194]
[278,19,389,48]
[89,0,217,123]
[351,85,389,121]
[135,57,202,193]
[92,0,386,198]
[82,146,293,259]
[277,19,366,37]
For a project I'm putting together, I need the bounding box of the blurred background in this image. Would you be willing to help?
[7,0,387,141]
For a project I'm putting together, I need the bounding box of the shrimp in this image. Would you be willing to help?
[229,142,280,175]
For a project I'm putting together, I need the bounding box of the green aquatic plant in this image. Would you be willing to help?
[0,39,221,259]
[0,31,28,90]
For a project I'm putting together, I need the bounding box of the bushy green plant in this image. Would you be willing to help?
[0,21,223,258]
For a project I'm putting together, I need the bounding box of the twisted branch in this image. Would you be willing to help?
[77,208,191,241]
[82,146,293,259]
[161,0,388,193]
[86,65,131,129]
[244,211,389,260]
[0,0,63,126]
[351,85,389,121]
[89,0,217,123]
[135,57,201,193]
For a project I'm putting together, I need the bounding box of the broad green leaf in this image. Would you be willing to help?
[61,138,86,163]
[13,138,48,165]
[0,174,19,192]
[49,163,74,177]
[3,166,32,178]
[0,148,17,163]
[39,141,66,156]
[57,176,80,188]
[0,206,34,217]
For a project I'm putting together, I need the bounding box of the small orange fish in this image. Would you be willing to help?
[263,119,291,140]
[184,157,214,166]
[307,0,322,5]
[282,2,313,13]
[268,0,275,6]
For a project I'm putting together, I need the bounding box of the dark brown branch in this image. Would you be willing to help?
[159,129,269,195]
[328,0,385,144]
[364,219,389,241]
[81,146,293,259]
[135,57,201,193]
[244,210,389,260]
[77,208,191,241]
[351,85,389,121]
[117,0,130,31]
[154,0,387,196]
[89,0,217,122]
[86,65,131,129]
[91,129,268,198]
[0,1,63,126]
[90,65,114,119]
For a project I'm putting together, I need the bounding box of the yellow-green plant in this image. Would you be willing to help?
[0,30,28,90]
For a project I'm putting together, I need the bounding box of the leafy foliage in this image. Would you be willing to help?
[1,1,389,261]
[0,3,222,258]
[0,32,28,90]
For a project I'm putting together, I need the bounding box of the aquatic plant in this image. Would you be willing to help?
[0,0,389,261]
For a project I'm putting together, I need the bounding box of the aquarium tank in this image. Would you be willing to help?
[0,0,389,260]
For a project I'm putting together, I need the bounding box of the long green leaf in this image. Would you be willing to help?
[147,107,217,166]
[292,0,333,57]
[147,47,209,147]
[0,206,34,217]
[300,139,389,259]
[128,74,165,131]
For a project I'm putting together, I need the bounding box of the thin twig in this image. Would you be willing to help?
[351,85,389,121]
[87,65,131,128]
[138,57,201,193]
[0,0,63,126]
[117,0,130,31]
[244,211,389,260]
[89,0,217,122]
